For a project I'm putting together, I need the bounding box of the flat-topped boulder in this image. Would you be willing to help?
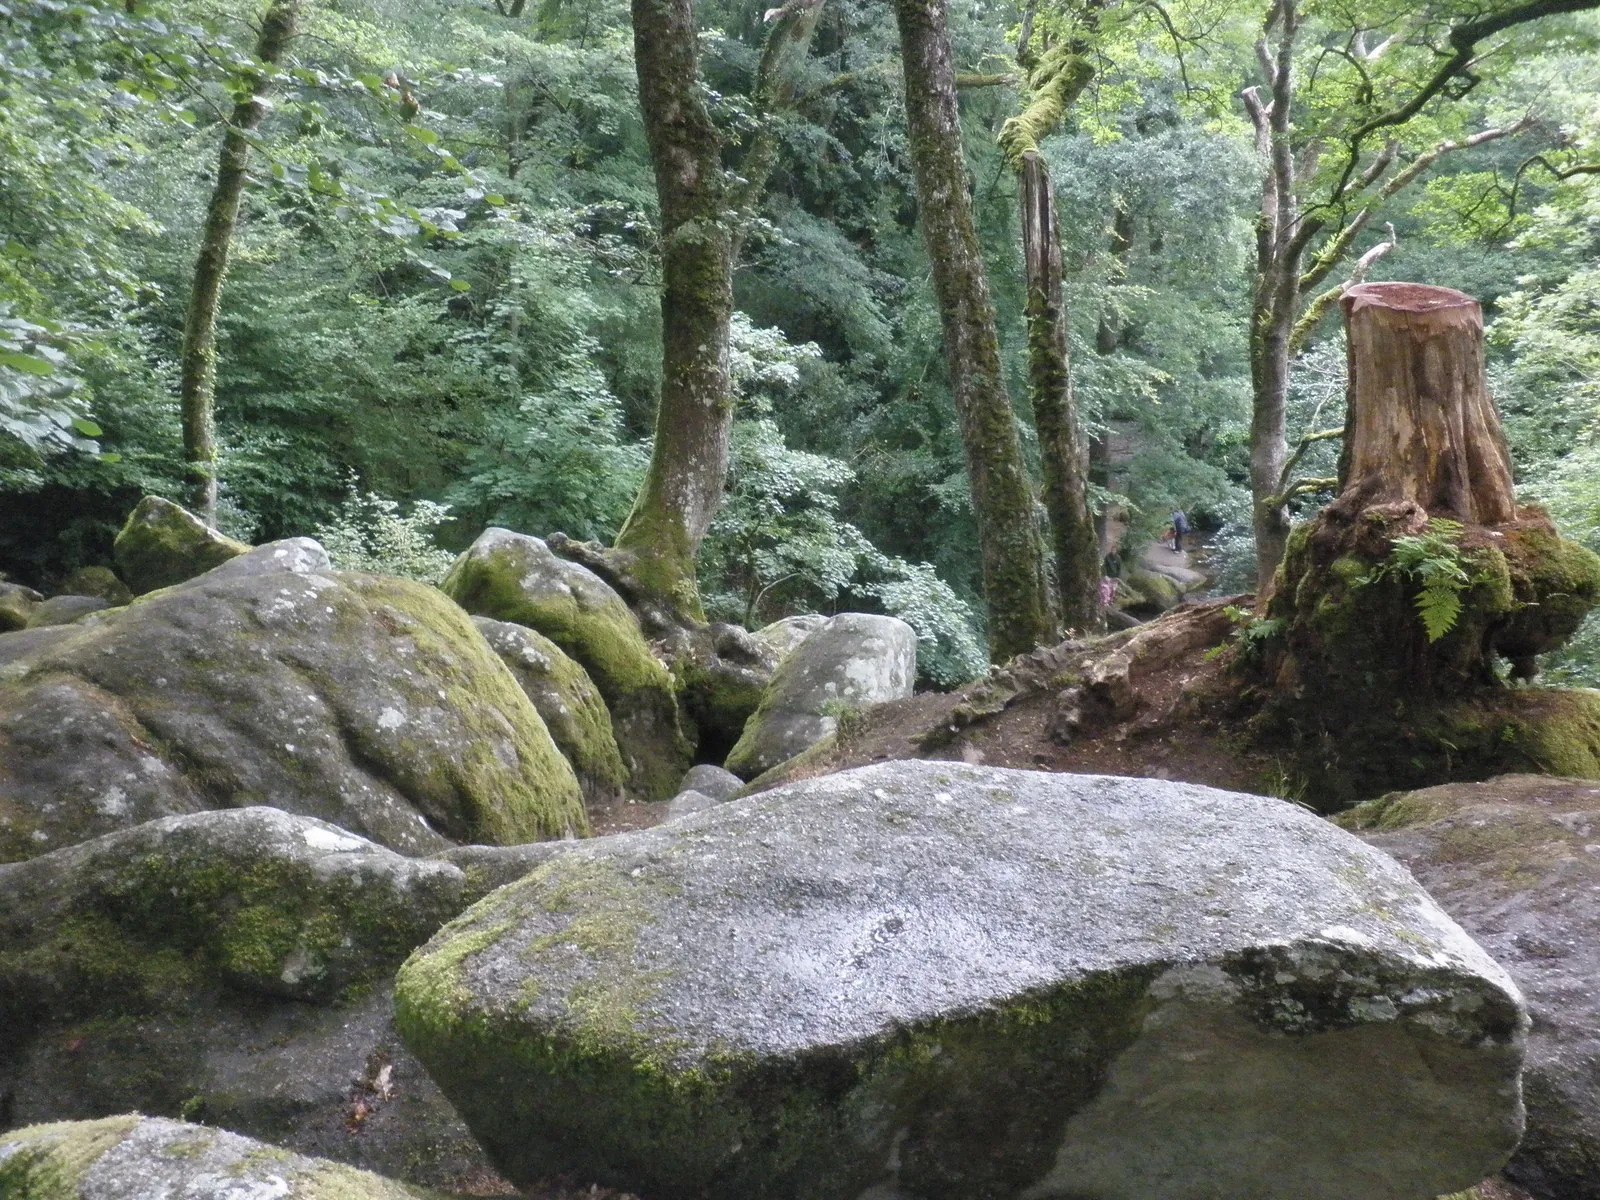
[443,528,690,799]
[0,1115,445,1198]
[1341,775,1600,1200]
[0,539,586,860]
[396,761,1526,1200]
[725,612,916,779]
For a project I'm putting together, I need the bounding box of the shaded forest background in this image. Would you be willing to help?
[4,0,1600,686]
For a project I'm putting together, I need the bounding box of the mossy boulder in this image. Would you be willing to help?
[725,612,916,780]
[754,613,829,660]
[25,594,110,628]
[0,810,502,1189]
[395,761,1525,1200]
[1340,775,1600,1200]
[0,580,42,631]
[443,528,690,799]
[475,616,629,809]
[59,565,132,605]
[0,539,586,861]
[1122,568,1184,616]
[0,1115,447,1198]
[112,495,250,595]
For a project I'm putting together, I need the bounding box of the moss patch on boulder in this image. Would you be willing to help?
[474,616,628,808]
[443,529,689,799]
[113,495,250,595]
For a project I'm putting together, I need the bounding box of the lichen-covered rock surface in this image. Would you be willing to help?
[395,761,1526,1200]
[1341,775,1600,1200]
[0,1115,445,1198]
[25,594,109,628]
[725,613,916,779]
[443,528,690,799]
[0,580,42,632]
[0,539,586,861]
[111,494,250,595]
[0,809,497,1187]
[474,615,628,808]
[755,613,829,660]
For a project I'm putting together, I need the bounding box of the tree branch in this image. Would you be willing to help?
[1289,224,1394,352]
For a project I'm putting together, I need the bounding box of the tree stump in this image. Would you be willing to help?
[1339,282,1516,523]
[1247,282,1600,806]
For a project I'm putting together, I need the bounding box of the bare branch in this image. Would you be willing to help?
[1289,223,1395,352]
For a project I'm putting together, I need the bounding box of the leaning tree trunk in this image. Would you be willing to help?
[178,0,300,526]
[1338,282,1516,523]
[1090,201,1135,552]
[1256,281,1600,805]
[612,0,734,619]
[1020,151,1100,631]
[894,0,1056,661]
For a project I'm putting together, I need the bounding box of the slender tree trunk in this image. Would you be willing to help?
[1339,282,1516,521]
[1090,201,1135,551]
[178,0,300,526]
[1020,152,1099,631]
[894,0,1056,661]
[613,0,734,618]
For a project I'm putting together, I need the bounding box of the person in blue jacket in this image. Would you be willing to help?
[1170,507,1190,552]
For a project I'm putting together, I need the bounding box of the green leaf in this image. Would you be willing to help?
[485,193,506,206]
[71,417,102,437]
[0,351,54,375]
[448,278,471,292]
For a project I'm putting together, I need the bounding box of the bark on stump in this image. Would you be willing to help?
[1252,283,1600,806]
[1338,282,1516,524]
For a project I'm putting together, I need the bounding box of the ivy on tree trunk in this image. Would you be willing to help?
[894,0,1056,662]
[178,0,300,527]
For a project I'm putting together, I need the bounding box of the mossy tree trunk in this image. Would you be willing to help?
[178,0,300,527]
[1020,151,1100,631]
[1089,201,1134,553]
[612,0,734,620]
[895,0,1056,662]
[615,0,824,620]
[1338,282,1516,523]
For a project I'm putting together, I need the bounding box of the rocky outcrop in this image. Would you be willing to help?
[725,613,916,779]
[679,763,743,801]
[475,616,628,808]
[0,1115,449,1198]
[0,809,498,1188]
[1122,567,1184,616]
[112,494,250,594]
[0,540,586,861]
[0,580,41,631]
[1341,775,1600,1200]
[396,761,1526,1200]
[60,564,132,605]
[443,528,690,799]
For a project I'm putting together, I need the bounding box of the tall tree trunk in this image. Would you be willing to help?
[1338,282,1516,522]
[1090,201,1135,552]
[894,0,1056,661]
[613,0,734,619]
[178,0,300,526]
[1020,151,1099,631]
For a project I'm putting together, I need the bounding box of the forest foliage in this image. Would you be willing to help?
[3,0,1600,683]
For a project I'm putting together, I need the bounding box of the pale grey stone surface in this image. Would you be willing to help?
[679,763,743,801]
[726,613,916,779]
[397,761,1526,1200]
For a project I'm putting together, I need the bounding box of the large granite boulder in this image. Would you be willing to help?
[395,762,1526,1200]
[25,593,109,627]
[755,613,830,660]
[112,494,250,595]
[725,613,916,779]
[60,565,132,605]
[0,809,499,1188]
[475,616,628,808]
[0,1115,446,1198]
[444,528,691,800]
[1340,776,1600,1200]
[0,540,586,861]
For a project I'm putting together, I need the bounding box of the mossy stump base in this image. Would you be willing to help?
[1251,494,1600,807]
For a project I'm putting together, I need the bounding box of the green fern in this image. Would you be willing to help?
[1363,519,1475,643]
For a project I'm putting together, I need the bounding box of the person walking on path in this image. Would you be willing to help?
[1170,507,1190,553]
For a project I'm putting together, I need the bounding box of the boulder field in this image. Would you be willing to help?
[395,761,1527,1200]
[0,538,586,861]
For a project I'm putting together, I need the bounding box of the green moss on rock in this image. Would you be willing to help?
[443,530,690,799]
[113,495,250,595]
[0,1114,142,1198]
